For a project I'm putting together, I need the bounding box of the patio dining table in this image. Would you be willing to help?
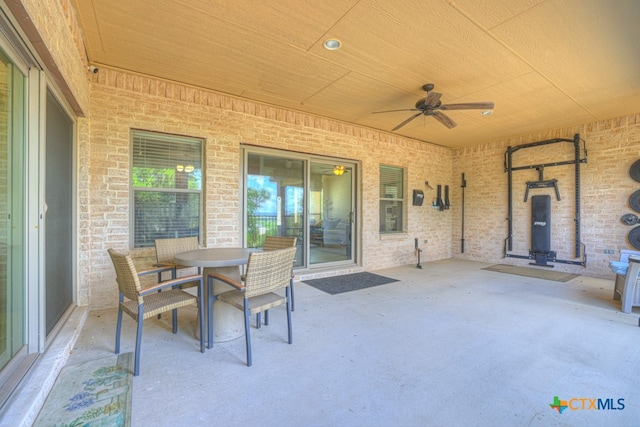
[174,247,259,345]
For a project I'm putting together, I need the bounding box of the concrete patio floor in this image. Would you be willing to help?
[11,259,640,426]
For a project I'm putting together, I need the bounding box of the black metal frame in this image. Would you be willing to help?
[503,133,587,267]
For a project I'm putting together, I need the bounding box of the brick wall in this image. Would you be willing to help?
[21,0,89,112]
[83,67,640,308]
[83,68,453,309]
[452,117,640,279]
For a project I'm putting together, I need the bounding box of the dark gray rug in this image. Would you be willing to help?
[303,272,399,295]
[482,264,579,282]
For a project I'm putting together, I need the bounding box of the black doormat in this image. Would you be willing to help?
[482,264,579,282]
[302,272,399,295]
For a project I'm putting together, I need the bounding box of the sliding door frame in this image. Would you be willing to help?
[241,145,360,271]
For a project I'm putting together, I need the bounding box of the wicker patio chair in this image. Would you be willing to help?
[207,246,297,366]
[245,236,298,327]
[263,236,297,313]
[154,237,200,320]
[154,236,200,283]
[108,248,204,376]
[621,255,640,314]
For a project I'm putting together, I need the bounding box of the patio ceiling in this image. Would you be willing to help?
[72,0,640,149]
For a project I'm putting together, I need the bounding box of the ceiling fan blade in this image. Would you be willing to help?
[372,108,420,114]
[424,91,442,108]
[439,102,494,110]
[432,111,457,129]
[392,112,423,131]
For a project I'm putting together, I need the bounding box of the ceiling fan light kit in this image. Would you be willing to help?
[372,83,494,132]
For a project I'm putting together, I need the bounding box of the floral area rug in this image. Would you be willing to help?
[34,353,133,427]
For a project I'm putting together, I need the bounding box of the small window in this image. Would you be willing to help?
[379,165,404,233]
[131,130,203,247]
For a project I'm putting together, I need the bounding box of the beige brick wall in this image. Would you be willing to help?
[82,67,640,308]
[21,0,89,112]
[83,68,454,309]
[16,0,640,309]
[452,117,640,279]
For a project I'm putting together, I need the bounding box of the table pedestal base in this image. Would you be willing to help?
[195,266,244,343]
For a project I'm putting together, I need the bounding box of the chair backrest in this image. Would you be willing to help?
[263,236,297,251]
[108,249,143,304]
[628,256,640,282]
[620,249,640,264]
[244,247,297,298]
[155,236,199,264]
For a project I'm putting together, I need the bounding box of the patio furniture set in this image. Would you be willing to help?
[108,236,297,375]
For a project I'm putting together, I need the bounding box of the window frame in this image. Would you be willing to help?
[129,129,204,248]
[379,164,405,234]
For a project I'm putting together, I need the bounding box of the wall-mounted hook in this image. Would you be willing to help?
[425,181,434,190]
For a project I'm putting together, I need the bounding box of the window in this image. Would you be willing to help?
[379,165,404,233]
[131,130,203,247]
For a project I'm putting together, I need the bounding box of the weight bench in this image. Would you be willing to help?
[610,250,640,313]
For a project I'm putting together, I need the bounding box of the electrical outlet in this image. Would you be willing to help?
[604,249,614,254]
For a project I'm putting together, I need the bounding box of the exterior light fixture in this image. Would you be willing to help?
[176,164,184,172]
[333,165,345,176]
[323,39,341,50]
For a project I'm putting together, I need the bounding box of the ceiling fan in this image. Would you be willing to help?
[372,83,494,131]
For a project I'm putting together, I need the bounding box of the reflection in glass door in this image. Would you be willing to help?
[309,163,353,265]
[0,49,26,372]
[246,154,305,267]
[244,149,356,269]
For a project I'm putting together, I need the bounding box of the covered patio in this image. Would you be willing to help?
[6,259,639,426]
[0,1,640,425]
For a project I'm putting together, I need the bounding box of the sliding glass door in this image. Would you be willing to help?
[309,162,353,265]
[0,48,26,373]
[246,154,305,266]
[244,149,356,269]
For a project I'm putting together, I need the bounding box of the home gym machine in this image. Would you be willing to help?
[503,133,587,267]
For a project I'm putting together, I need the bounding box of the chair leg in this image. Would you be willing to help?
[256,313,261,329]
[134,307,144,376]
[208,276,215,349]
[244,302,252,366]
[157,272,162,319]
[198,280,205,353]
[264,310,269,326]
[115,306,123,354]
[172,309,178,333]
[286,287,293,344]
[290,277,295,311]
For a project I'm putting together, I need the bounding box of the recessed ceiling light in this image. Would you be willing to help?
[323,39,341,50]
[481,110,493,116]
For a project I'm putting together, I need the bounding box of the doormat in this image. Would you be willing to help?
[303,272,399,295]
[34,352,133,427]
[482,264,579,282]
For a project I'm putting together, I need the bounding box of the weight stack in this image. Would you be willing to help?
[531,195,551,253]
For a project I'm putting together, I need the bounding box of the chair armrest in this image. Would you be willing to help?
[137,266,174,277]
[207,272,244,291]
[153,262,176,268]
[139,274,203,296]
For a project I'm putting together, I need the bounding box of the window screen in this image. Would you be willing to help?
[379,165,404,233]
[131,130,203,247]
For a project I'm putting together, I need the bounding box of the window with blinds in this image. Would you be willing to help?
[379,165,404,233]
[131,130,203,247]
